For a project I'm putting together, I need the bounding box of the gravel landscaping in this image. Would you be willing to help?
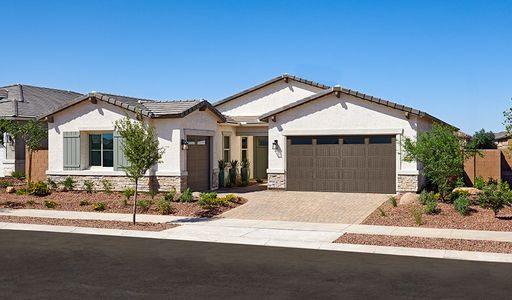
[0,188,247,218]
[364,201,512,232]
[335,233,512,254]
[0,215,177,231]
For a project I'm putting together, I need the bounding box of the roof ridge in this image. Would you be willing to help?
[1,83,83,95]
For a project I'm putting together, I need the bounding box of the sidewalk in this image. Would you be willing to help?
[1,208,512,263]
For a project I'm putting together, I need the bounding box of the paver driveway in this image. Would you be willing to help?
[218,187,389,224]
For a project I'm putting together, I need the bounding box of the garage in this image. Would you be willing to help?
[286,135,396,193]
[186,136,210,191]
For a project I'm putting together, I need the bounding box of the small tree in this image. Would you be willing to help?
[114,115,164,224]
[468,129,496,149]
[15,120,47,183]
[403,124,476,199]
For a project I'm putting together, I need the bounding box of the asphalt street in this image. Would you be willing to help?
[0,230,511,299]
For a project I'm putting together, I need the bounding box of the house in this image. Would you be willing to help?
[494,131,510,149]
[0,84,82,177]
[37,74,451,193]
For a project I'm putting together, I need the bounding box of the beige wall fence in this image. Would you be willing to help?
[464,149,512,186]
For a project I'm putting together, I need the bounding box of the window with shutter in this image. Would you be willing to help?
[113,131,128,171]
[63,132,80,170]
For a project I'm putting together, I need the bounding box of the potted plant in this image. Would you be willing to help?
[240,159,250,186]
[229,160,238,186]
[218,159,226,188]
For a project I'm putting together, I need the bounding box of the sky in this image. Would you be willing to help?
[1,0,510,133]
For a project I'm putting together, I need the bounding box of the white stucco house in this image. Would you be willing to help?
[37,74,451,193]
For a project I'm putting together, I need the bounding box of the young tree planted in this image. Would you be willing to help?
[114,115,164,224]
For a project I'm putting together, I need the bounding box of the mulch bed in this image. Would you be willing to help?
[335,233,512,254]
[0,215,177,231]
[363,201,512,232]
[0,190,247,218]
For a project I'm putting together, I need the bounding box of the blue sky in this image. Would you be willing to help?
[1,0,510,133]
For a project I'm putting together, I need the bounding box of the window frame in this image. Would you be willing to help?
[241,136,248,161]
[88,132,114,168]
[223,135,231,162]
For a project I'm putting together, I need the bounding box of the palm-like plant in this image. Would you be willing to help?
[229,160,238,186]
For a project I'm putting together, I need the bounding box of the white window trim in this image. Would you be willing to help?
[88,132,114,169]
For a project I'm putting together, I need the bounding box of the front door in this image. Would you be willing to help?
[253,136,268,180]
[186,136,210,191]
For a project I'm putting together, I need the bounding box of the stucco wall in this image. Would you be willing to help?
[267,92,429,191]
[216,80,324,116]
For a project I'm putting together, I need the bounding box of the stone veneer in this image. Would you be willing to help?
[212,169,219,190]
[48,175,187,192]
[397,174,419,192]
[268,173,286,189]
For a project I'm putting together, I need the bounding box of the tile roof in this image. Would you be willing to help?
[224,115,264,125]
[259,86,455,128]
[213,73,330,107]
[0,84,83,119]
[38,92,226,122]
[494,131,509,140]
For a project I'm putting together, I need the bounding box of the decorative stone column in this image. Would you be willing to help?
[268,173,286,189]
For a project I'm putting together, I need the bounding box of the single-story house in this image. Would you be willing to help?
[494,131,510,149]
[37,74,452,193]
[0,84,82,177]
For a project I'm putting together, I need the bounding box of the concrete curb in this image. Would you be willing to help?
[1,222,511,264]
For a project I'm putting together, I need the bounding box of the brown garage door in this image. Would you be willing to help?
[286,136,395,193]
[187,136,210,191]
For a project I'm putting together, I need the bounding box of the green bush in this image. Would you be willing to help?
[122,198,128,206]
[419,190,433,205]
[223,194,239,203]
[101,179,113,193]
[92,202,106,211]
[47,178,58,190]
[389,196,397,207]
[450,190,469,203]
[44,200,57,209]
[424,198,439,215]
[199,192,228,209]
[11,170,25,180]
[26,199,35,206]
[157,198,174,215]
[122,187,135,201]
[454,195,470,216]
[28,181,50,196]
[83,180,95,193]
[474,176,485,189]
[179,188,193,202]
[148,190,158,200]
[137,199,151,212]
[378,207,386,217]
[412,208,423,225]
[164,187,177,202]
[0,181,12,188]
[478,182,512,215]
[15,188,27,195]
[61,176,76,191]
[79,199,90,206]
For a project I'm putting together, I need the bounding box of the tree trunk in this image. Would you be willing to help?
[133,179,138,225]
[27,150,32,184]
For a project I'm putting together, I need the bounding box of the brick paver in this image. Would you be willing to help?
[218,189,389,224]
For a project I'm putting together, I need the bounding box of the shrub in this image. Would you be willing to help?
[83,180,95,193]
[378,207,386,217]
[26,199,35,206]
[43,200,57,209]
[137,199,151,212]
[412,208,423,225]
[419,190,433,205]
[28,181,50,196]
[11,170,25,180]
[157,198,174,215]
[424,198,439,215]
[148,190,158,200]
[92,202,106,211]
[454,195,470,216]
[47,178,58,190]
[179,188,193,202]
[122,198,128,206]
[122,187,135,201]
[474,176,485,189]
[101,179,113,193]
[0,181,12,188]
[199,192,228,209]
[450,190,469,203]
[79,199,90,206]
[478,182,512,215]
[164,187,177,202]
[389,196,397,207]
[15,188,27,195]
[223,194,239,203]
[61,176,76,191]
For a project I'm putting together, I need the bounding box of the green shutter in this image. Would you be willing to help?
[63,132,80,170]
[113,131,128,171]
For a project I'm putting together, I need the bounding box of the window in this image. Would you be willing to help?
[241,137,248,161]
[223,135,231,161]
[290,137,312,145]
[343,137,365,144]
[369,136,392,144]
[316,137,339,145]
[89,133,113,167]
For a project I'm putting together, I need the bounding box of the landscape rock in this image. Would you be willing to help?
[192,192,201,200]
[5,186,15,193]
[399,193,420,205]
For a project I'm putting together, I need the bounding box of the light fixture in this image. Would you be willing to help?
[181,139,189,150]
[272,139,279,150]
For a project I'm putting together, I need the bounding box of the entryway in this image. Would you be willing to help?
[253,136,268,180]
[186,135,210,191]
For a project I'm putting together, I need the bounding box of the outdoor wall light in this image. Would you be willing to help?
[272,139,279,150]
[181,139,189,150]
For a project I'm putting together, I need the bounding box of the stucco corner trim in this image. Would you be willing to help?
[267,169,285,174]
[397,170,420,176]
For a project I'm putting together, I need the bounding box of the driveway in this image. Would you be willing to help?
[218,186,388,224]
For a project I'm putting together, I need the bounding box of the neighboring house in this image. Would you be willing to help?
[494,131,510,149]
[38,74,452,194]
[0,84,82,177]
